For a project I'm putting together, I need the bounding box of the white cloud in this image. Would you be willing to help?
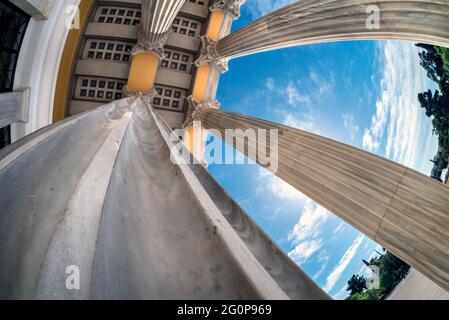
[265,78,310,106]
[288,199,330,264]
[342,113,360,143]
[333,222,344,235]
[265,77,275,91]
[313,264,327,280]
[362,129,380,152]
[283,114,318,134]
[244,0,298,19]
[264,77,317,133]
[334,283,350,300]
[309,69,336,97]
[286,82,310,105]
[323,234,365,293]
[313,253,330,280]
[362,41,432,169]
[257,167,306,201]
[288,239,324,266]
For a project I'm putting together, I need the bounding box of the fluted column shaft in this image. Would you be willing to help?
[216,0,449,60]
[185,1,245,157]
[126,0,185,94]
[191,0,246,104]
[199,108,449,292]
[137,0,184,53]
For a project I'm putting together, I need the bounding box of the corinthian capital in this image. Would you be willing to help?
[122,85,159,100]
[195,36,228,73]
[210,0,246,20]
[182,96,221,128]
[131,28,171,59]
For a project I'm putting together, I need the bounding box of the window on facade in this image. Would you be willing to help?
[160,49,194,73]
[152,85,186,112]
[76,76,126,102]
[83,39,133,63]
[188,0,207,6]
[94,6,141,26]
[172,17,202,38]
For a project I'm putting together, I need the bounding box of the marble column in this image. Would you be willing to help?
[136,0,185,55]
[189,0,246,110]
[211,0,449,60]
[184,1,246,157]
[198,108,449,292]
[125,0,185,94]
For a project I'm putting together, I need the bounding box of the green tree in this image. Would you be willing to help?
[379,252,410,293]
[344,250,410,300]
[347,291,371,300]
[379,271,394,293]
[436,46,449,73]
[346,289,380,300]
[346,274,367,296]
[416,44,449,156]
[416,44,449,94]
[418,89,449,151]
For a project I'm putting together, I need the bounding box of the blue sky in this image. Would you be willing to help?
[205,0,439,299]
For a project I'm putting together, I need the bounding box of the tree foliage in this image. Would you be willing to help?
[346,274,367,296]
[416,44,449,94]
[436,46,449,73]
[416,44,449,160]
[345,251,410,300]
[347,291,372,300]
[418,90,449,146]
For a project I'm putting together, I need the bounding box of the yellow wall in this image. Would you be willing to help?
[53,0,94,122]
[186,11,228,154]
[207,11,225,41]
[192,64,211,101]
[127,52,159,93]
[191,11,225,102]
[184,127,195,152]
[184,126,206,161]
